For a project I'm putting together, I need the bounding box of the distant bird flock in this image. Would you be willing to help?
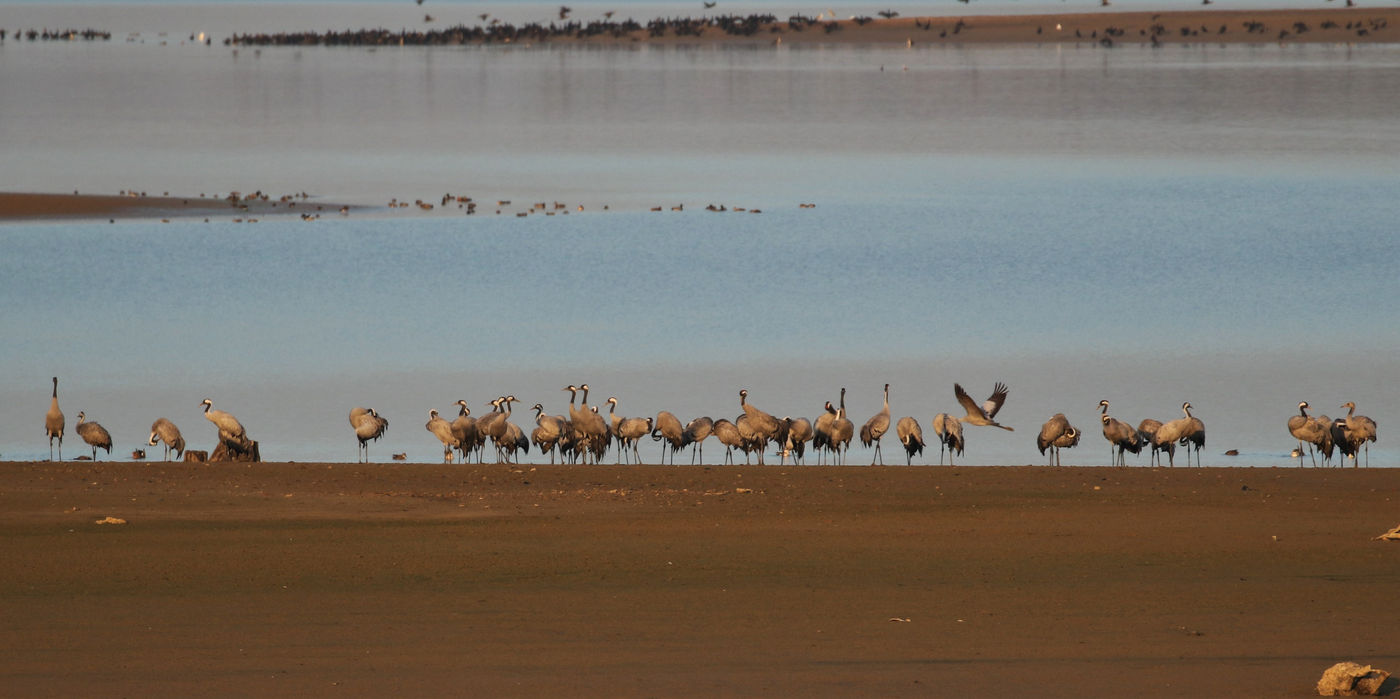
[33,377,1380,467]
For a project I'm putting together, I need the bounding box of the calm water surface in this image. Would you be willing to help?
[0,6,1395,465]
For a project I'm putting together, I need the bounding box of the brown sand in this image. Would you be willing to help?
[0,192,351,222]
[1,461,1396,696]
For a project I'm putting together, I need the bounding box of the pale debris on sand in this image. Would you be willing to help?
[94,516,127,525]
[1372,524,1400,541]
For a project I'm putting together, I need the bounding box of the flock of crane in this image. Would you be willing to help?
[416,383,1014,468]
[38,377,1379,468]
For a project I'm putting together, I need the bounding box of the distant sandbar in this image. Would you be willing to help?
[0,191,351,222]
[220,8,1400,46]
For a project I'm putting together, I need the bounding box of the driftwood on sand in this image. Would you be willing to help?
[210,440,261,463]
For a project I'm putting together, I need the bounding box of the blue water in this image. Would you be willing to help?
[0,6,1396,465]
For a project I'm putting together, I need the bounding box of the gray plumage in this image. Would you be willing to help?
[652,410,684,465]
[896,415,923,466]
[931,412,963,466]
[148,417,186,461]
[711,418,743,465]
[45,376,64,461]
[1098,400,1141,467]
[830,391,855,466]
[739,389,783,465]
[784,417,813,465]
[1138,418,1164,467]
[1053,426,1080,463]
[74,411,112,461]
[574,384,610,464]
[1037,413,1078,466]
[349,407,388,463]
[531,403,569,464]
[1182,411,1206,468]
[491,396,524,463]
[1338,401,1378,467]
[201,398,251,453]
[607,397,653,464]
[1099,414,1141,467]
[1309,411,1336,466]
[812,400,836,464]
[1152,402,1198,467]
[682,416,714,465]
[734,413,761,464]
[451,400,480,463]
[860,383,891,465]
[425,408,460,462]
[475,398,507,462]
[1287,401,1329,467]
[501,419,530,463]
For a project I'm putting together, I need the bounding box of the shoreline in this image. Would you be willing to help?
[4,6,1397,223]
[1,461,1396,695]
[0,191,357,222]
[218,8,1400,46]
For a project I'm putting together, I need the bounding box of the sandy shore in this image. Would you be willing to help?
[1,461,1396,696]
[0,192,352,222]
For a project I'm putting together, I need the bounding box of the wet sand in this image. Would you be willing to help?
[1,461,1396,695]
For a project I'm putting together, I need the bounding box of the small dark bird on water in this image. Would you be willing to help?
[704,1,718,7]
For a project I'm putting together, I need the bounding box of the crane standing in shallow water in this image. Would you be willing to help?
[1286,401,1329,467]
[1337,401,1378,467]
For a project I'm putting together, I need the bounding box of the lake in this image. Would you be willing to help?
[0,2,1395,465]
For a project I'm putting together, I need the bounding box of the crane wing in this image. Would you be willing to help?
[954,383,985,419]
[984,382,1009,418]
